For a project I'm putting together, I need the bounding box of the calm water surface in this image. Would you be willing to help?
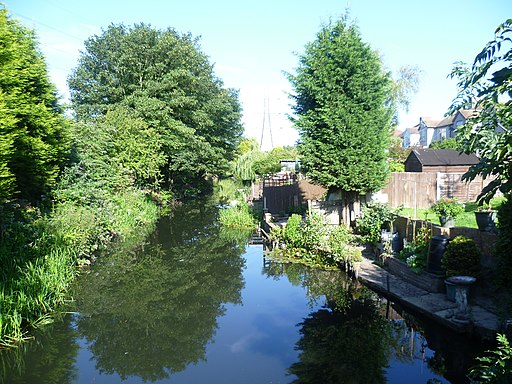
[1,202,487,383]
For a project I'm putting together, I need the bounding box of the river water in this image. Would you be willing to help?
[1,201,489,383]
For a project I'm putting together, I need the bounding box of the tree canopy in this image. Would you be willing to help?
[0,7,70,202]
[288,17,393,194]
[68,23,243,195]
[449,19,512,203]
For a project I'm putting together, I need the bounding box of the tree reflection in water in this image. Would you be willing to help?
[264,261,392,383]
[72,200,248,381]
[263,259,479,384]
[0,316,79,384]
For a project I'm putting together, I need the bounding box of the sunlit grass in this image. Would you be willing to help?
[399,197,505,228]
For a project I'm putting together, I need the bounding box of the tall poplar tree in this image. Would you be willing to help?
[288,18,393,194]
[0,7,70,202]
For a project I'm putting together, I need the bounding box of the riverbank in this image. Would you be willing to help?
[0,189,160,348]
[261,215,500,340]
[357,251,499,339]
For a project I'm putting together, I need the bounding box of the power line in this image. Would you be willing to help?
[39,0,98,26]
[11,11,84,42]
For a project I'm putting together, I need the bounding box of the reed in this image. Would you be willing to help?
[0,188,160,348]
[218,203,257,229]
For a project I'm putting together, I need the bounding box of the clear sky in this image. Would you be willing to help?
[4,0,511,150]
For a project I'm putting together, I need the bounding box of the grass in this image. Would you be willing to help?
[399,197,505,228]
[0,188,160,349]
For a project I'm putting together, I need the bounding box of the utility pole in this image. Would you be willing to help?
[260,93,274,150]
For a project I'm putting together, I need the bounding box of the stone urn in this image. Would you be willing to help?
[474,211,497,232]
[445,275,476,302]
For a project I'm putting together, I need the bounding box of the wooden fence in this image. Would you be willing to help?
[382,172,493,209]
[261,176,326,214]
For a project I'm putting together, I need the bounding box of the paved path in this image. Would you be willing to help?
[357,257,499,339]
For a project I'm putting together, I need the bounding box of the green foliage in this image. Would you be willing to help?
[441,235,481,277]
[283,214,304,249]
[253,146,299,176]
[398,225,431,273]
[276,213,357,268]
[469,334,512,383]
[218,203,257,229]
[448,19,512,203]
[494,195,512,290]
[388,65,422,119]
[389,161,405,172]
[388,144,410,172]
[0,7,70,202]
[288,16,393,193]
[430,197,464,218]
[233,149,264,183]
[356,202,397,245]
[67,107,166,192]
[213,178,245,204]
[0,188,160,347]
[232,145,298,183]
[429,138,461,150]
[301,213,326,251]
[68,23,243,196]
[326,224,350,260]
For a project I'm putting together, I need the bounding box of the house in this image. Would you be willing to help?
[417,109,477,147]
[401,124,420,148]
[404,149,479,173]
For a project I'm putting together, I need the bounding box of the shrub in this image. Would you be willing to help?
[283,214,304,249]
[301,213,325,251]
[441,235,480,277]
[356,202,397,245]
[326,225,350,262]
[430,197,464,218]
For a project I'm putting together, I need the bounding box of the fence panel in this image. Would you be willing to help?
[383,172,495,209]
[383,172,437,209]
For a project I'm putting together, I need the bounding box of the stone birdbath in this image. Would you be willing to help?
[445,276,476,323]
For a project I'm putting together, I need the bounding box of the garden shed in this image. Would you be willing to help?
[404,149,479,173]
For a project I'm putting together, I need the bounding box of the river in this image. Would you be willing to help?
[0,201,489,383]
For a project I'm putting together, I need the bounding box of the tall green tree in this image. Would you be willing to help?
[288,17,393,194]
[0,6,70,202]
[449,19,512,203]
[68,23,243,195]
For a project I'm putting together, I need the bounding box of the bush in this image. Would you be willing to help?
[326,225,350,262]
[356,202,397,245]
[430,197,464,218]
[283,214,304,249]
[301,213,325,251]
[441,235,480,277]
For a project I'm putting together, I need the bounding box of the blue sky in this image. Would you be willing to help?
[4,0,510,149]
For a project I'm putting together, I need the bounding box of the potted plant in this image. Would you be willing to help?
[348,247,363,278]
[474,202,497,232]
[430,197,464,227]
[441,235,480,302]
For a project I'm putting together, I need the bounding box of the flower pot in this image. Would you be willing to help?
[474,211,496,232]
[439,216,455,228]
[444,275,476,302]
